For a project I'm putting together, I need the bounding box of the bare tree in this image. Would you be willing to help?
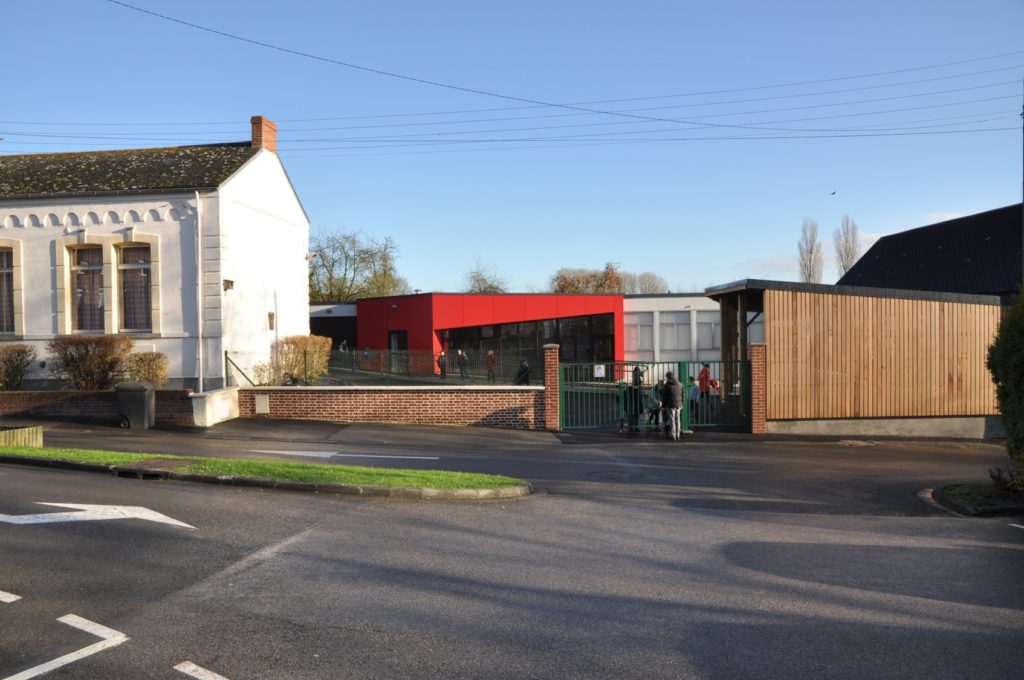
[832,215,861,277]
[798,218,823,284]
[620,271,639,294]
[636,272,670,294]
[309,231,409,302]
[464,261,508,294]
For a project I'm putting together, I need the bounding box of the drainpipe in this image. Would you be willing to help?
[195,191,204,393]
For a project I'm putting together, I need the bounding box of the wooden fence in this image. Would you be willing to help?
[764,289,1000,420]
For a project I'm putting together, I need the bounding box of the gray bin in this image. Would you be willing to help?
[115,382,156,429]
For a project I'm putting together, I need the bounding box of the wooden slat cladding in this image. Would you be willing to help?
[764,290,999,420]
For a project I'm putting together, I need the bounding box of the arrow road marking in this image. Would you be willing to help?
[248,449,336,459]
[174,661,231,679]
[3,614,128,680]
[249,449,440,461]
[331,453,440,460]
[0,503,194,529]
[0,590,20,603]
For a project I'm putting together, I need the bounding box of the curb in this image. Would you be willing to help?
[929,486,1024,517]
[0,455,533,501]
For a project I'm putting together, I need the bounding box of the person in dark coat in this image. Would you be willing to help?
[437,351,447,380]
[660,371,683,440]
[456,349,470,380]
[513,359,530,385]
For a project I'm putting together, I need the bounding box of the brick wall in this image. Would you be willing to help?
[749,343,766,435]
[0,390,195,426]
[237,343,562,431]
[238,388,546,429]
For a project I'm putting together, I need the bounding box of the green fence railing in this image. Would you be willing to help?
[559,361,690,433]
[560,359,751,432]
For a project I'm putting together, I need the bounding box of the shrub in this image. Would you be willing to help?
[46,336,134,390]
[249,336,332,386]
[987,293,1024,461]
[989,466,1024,496]
[0,344,36,390]
[277,335,332,383]
[252,361,283,387]
[123,352,169,387]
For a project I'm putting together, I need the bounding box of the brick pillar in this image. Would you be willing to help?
[543,343,560,431]
[750,342,766,434]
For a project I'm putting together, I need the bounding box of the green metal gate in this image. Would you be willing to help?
[559,360,751,432]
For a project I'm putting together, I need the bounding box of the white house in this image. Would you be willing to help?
[0,116,309,390]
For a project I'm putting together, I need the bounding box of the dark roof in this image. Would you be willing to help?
[837,204,1023,297]
[0,142,259,199]
[705,278,1005,306]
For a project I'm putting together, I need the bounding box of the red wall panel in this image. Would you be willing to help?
[357,293,623,360]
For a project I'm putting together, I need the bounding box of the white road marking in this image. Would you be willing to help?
[248,449,439,461]
[0,503,194,529]
[331,453,440,461]
[248,449,336,459]
[174,661,231,680]
[3,614,128,680]
[1010,524,1024,530]
[0,590,20,603]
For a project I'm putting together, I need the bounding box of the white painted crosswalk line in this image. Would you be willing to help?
[0,590,20,603]
[174,661,231,680]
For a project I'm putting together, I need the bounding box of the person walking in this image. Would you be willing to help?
[660,371,683,440]
[437,350,447,380]
[456,348,470,380]
[486,350,497,382]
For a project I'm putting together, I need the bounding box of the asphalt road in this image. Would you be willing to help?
[2,420,1022,679]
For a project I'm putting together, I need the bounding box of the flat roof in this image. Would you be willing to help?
[704,279,1006,306]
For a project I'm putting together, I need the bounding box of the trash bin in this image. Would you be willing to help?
[115,382,155,429]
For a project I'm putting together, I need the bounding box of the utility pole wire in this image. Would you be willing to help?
[102,1,1021,136]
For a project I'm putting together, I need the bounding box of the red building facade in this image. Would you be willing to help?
[355,293,624,362]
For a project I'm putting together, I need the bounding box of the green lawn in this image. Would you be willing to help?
[0,446,524,489]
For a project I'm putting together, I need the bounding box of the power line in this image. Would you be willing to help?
[103,0,1023,136]
[3,88,1018,147]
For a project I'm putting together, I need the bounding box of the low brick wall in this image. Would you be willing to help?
[0,390,195,426]
[238,386,547,429]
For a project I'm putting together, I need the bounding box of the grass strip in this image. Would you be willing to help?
[0,446,523,489]
[941,483,997,503]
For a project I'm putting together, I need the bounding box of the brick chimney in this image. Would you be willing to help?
[251,115,277,153]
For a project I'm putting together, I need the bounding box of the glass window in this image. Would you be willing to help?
[747,312,765,344]
[625,312,654,352]
[119,245,151,331]
[659,311,691,351]
[72,246,104,331]
[591,313,614,336]
[541,319,557,345]
[697,311,720,350]
[0,249,12,334]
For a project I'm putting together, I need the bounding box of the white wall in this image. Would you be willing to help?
[216,150,310,383]
[0,194,201,384]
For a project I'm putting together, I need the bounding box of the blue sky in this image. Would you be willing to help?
[3,0,1022,293]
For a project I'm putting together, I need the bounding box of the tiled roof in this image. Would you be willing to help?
[837,204,1023,297]
[0,142,259,199]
